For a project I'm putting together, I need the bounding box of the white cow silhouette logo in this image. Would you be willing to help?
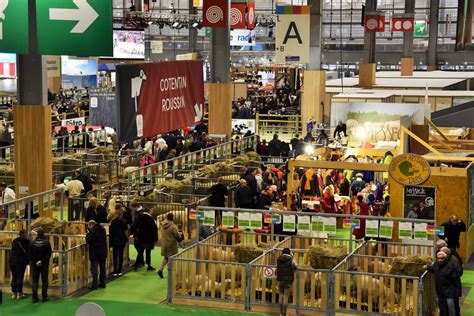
[131,69,147,137]
[0,0,8,40]
[0,0,8,20]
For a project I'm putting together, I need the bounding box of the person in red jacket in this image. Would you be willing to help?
[320,186,337,213]
[353,193,369,240]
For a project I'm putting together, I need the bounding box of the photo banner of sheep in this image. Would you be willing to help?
[330,102,430,143]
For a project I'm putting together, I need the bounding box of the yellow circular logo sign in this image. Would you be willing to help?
[389,154,430,185]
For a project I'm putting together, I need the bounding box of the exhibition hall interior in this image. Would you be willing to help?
[2,0,474,315]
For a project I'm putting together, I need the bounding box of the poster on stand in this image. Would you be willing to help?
[403,185,436,220]
[89,91,118,128]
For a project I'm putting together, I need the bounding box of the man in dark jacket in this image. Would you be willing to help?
[74,170,93,194]
[276,248,297,316]
[245,168,258,206]
[10,229,30,299]
[256,187,273,209]
[440,247,463,316]
[235,179,252,209]
[29,229,52,303]
[268,134,282,157]
[131,202,145,270]
[425,251,461,316]
[440,214,467,251]
[86,220,108,290]
[208,177,229,225]
[134,209,158,271]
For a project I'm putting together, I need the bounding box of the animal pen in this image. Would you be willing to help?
[168,207,437,315]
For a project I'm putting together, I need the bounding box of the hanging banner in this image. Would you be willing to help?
[247,0,256,30]
[275,6,310,64]
[311,216,324,232]
[379,221,393,239]
[203,0,228,28]
[230,3,247,29]
[364,12,385,33]
[116,60,205,142]
[203,210,216,226]
[365,220,379,238]
[403,185,436,220]
[297,215,311,234]
[238,212,251,228]
[390,15,415,32]
[222,211,234,227]
[283,214,296,232]
[89,91,118,129]
[230,30,256,46]
[250,213,262,229]
[414,223,428,240]
[323,217,336,234]
[399,222,413,240]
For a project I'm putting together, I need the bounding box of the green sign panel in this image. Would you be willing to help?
[36,0,113,56]
[0,0,29,54]
[415,21,428,36]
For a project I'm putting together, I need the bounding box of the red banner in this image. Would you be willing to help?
[364,15,385,33]
[247,1,256,30]
[231,3,246,29]
[115,61,204,142]
[203,0,227,28]
[390,17,414,32]
[139,61,204,137]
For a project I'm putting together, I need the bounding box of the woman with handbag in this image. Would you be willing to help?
[157,213,183,279]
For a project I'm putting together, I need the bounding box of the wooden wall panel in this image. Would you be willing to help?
[13,105,52,200]
[302,70,326,125]
[358,63,376,88]
[208,83,232,139]
[401,58,414,77]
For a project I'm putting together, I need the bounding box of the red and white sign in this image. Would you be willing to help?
[139,61,204,137]
[390,17,415,32]
[263,267,276,279]
[364,15,385,33]
[247,1,256,30]
[0,62,16,77]
[203,0,228,28]
[230,3,246,29]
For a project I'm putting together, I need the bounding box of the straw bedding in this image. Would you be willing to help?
[389,255,433,277]
[309,245,347,269]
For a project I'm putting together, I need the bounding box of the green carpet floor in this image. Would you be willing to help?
[462,270,474,314]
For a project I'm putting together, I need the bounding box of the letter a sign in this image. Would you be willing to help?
[275,6,310,64]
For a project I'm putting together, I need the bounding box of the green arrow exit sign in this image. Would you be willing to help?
[36,0,113,56]
[0,0,29,54]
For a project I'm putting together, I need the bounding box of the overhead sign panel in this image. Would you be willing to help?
[36,0,113,56]
[0,0,29,54]
[275,6,310,64]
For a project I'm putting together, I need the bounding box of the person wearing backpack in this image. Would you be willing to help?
[276,248,297,316]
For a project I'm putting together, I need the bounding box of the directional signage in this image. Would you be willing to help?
[0,0,29,54]
[36,0,112,56]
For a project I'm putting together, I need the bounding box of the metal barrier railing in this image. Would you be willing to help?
[256,114,302,138]
[127,136,257,187]
[169,204,438,315]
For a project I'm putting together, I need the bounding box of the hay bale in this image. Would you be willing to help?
[0,165,14,184]
[156,179,192,194]
[198,162,234,178]
[245,151,261,162]
[234,243,270,263]
[89,146,112,155]
[390,255,433,277]
[309,245,347,269]
[31,217,68,234]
